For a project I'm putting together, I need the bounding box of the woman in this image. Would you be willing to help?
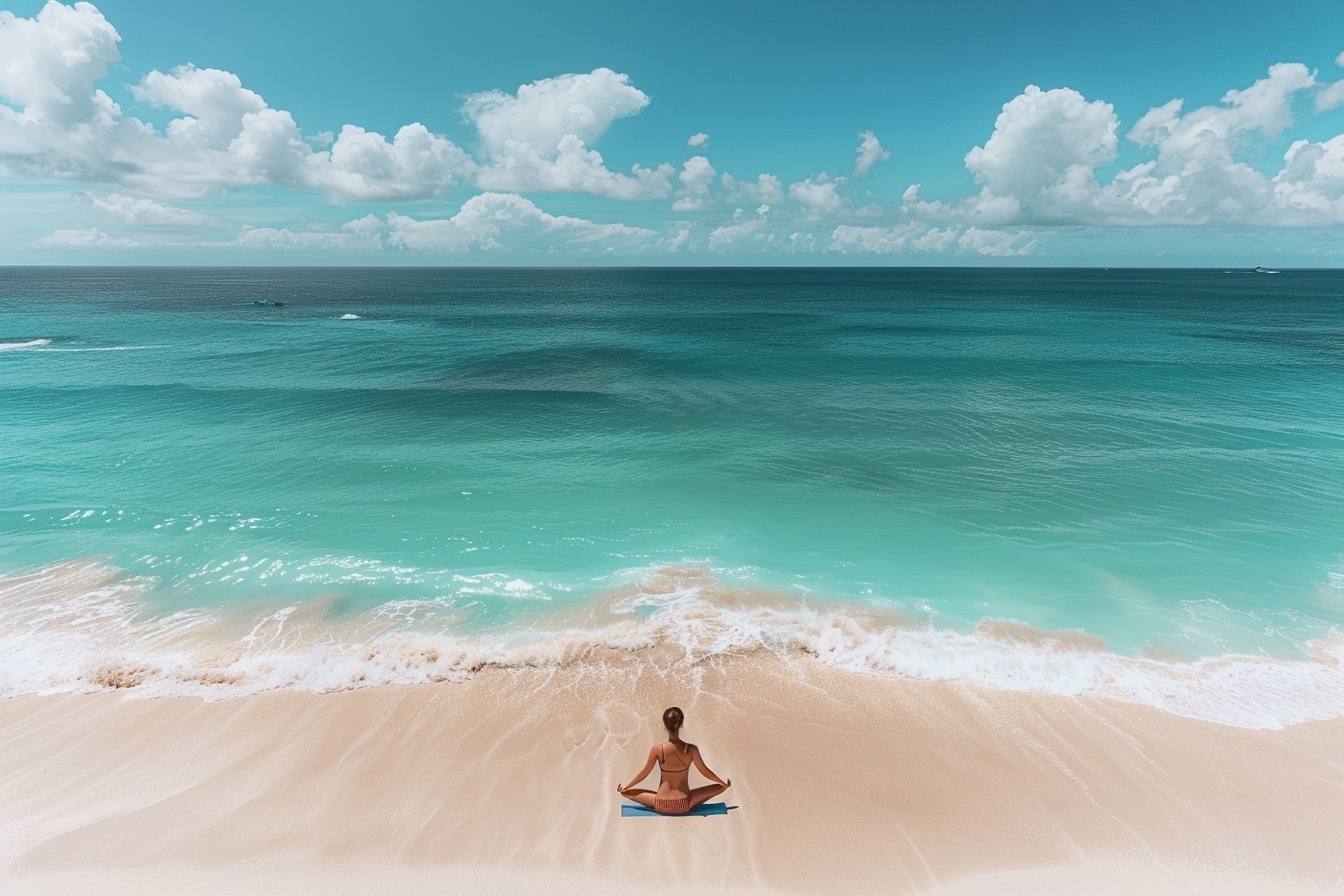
[617,706,731,815]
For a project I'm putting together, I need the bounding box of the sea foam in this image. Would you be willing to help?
[1,560,1341,729]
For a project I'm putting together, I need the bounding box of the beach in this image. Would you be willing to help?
[3,649,1343,894]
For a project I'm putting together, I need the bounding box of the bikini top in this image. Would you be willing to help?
[658,743,692,773]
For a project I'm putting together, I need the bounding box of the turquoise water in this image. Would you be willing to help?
[2,268,1343,720]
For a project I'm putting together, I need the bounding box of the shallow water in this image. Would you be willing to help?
[2,267,1342,723]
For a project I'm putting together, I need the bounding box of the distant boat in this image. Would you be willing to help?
[1251,266,1280,274]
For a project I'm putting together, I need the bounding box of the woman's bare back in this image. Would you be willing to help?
[616,707,731,815]
[655,740,695,799]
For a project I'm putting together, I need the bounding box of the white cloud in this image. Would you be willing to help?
[911,227,960,253]
[671,155,716,211]
[1317,51,1344,111]
[0,4,472,202]
[829,223,959,254]
[787,173,849,217]
[1114,62,1324,224]
[3,7,682,205]
[320,123,474,202]
[233,226,351,251]
[787,232,817,253]
[471,134,672,199]
[1132,63,1313,152]
[708,205,770,251]
[463,68,646,156]
[922,62,1344,228]
[854,130,890,176]
[231,216,384,250]
[86,192,208,227]
[32,227,135,248]
[722,172,784,205]
[385,192,656,252]
[133,64,266,147]
[1273,135,1344,222]
[0,0,121,128]
[963,85,1118,223]
[660,227,691,251]
[688,132,708,147]
[957,227,1036,256]
[1318,80,1344,112]
[463,69,672,200]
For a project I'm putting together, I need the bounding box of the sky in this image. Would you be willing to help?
[2,0,1343,265]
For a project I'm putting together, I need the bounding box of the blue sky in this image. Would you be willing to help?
[2,0,1343,264]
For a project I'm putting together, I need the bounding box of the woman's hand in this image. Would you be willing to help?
[616,782,626,794]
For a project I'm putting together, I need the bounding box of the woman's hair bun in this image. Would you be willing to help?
[663,706,684,733]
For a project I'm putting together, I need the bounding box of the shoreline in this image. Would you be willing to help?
[5,559,1343,730]
[3,650,1343,893]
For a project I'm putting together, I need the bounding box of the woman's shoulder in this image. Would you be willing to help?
[655,740,697,753]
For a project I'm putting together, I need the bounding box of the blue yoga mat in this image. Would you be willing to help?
[621,802,729,817]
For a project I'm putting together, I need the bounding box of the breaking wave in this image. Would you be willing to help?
[1,560,1341,730]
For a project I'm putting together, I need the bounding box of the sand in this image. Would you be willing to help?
[1,650,1342,894]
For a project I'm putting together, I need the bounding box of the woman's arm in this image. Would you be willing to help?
[691,745,729,787]
[617,747,658,794]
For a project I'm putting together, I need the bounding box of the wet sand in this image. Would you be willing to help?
[2,650,1342,893]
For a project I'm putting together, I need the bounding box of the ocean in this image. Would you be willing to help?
[2,267,1342,727]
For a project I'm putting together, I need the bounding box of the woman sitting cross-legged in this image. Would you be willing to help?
[617,706,731,815]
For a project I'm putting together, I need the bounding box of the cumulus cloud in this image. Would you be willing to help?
[1,7,679,205]
[464,68,645,155]
[463,69,673,200]
[788,173,849,218]
[672,155,716,211]
[1130,63,1312,153]
[956,227,1036,256]
[1273,135,1344,222]
[0,4,474,202]
[708,205,771,250]
[130,63,472,202]
[961,85,1118,223]
[319,123,474,202]
[688,132,708,147]
[854,131,890,176]
[933,62,1344,227]
[1115,62,1337,224]
[385,192,656,252]
[0,0,121,128]
[661,227,691,251]
[1318,80,1344,112]
[722,172,784,205]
